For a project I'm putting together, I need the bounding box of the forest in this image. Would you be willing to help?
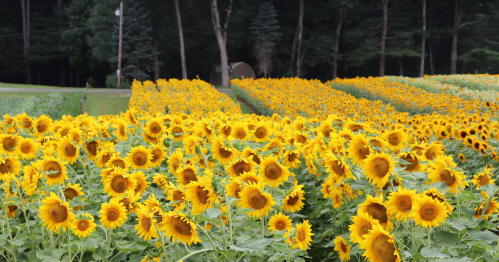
[0,0,498,87]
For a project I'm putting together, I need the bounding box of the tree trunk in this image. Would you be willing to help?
[211,0,232,87]
[451,0,463,74]
[295,0,304,78]
[289,28,298,72]
[21,0,32,84]
[173,0,187,79]
[154,39,159,81]
[58,0,62,9]
[429,43,435,74]
[333,9,346,80]
[419,0,426,77]
[379,0,388,77]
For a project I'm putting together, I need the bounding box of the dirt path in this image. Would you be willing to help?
[236,97,261,115]
[0,87,131,93]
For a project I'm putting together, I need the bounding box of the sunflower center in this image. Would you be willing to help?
[361,225,371,234]
[78,220,90,231]
[172,190,184,201]
[401,155,418,171]
[172,217,192,235]
[323,128,332,137]
[142,217,152,231]
[86,141,98,156]
[154,211,163,223]
[388,134,401,146]
[248,190,267,210]
[133,152,148,166]
[243,177,257,184]
[288,153,298,162]
[425,148,437,161]
[372,158,390,178]
[150,123,161,134]
[236,130,245,139]
[264,163,282,179]
[350,124,364,132]
[135,182,143,193]
[396,196,412,212]
[48,203,68,223]
[63,188,79,200]
[439,169,456,186]
[357,144,370,160]
[250,153,261,165]
[373,235,398,262]
[21,143,31,154]
[276,221,286,230]
[478,174,490,186]
[420,204,438,221]
[63,142,76,156]
[286,195,300,206]
[255,127,267,138]
[110,158,125,168]
[111,175,128,193]
[218,147,232,158]
[106,207,120,221]
[151,149,162,162]
[340,242,348,253]
[222,126,231,137]
[172,127,183,137]
[367,203,388,223]
[102,153,112,165]
[3,137,16,151]
[298,231,306,241]
[44,161,62,178]
[196,186,210,204]
[330,160,345,177]
[120,198,132,211]
[297,135,307,144]
[37,122,48,133]
[0,159,14,174]
[182,169,197,185]
[7,205,17,212]
[233,161,251,176]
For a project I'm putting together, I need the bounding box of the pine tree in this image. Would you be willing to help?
[110,0,159,81]
[250,1,281,78]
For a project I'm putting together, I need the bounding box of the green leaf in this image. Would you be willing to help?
[420,247,450,259]
[467,230,498,243]
[204,208,222,219]
[229,239,272,253]
[8,239,24,247]
[92,248,110,260]
[435,231,460,245]
[349,178,372,190]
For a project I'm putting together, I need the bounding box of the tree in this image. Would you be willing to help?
[331,0,358,79]
[20,0,31,84]
[110,0,159,81]
[173,0,187,79]
[211,0,233,87]
[379,0,388,76]
[249,1,281,78]
[88,0,121,64]
[419,0,426,77]
[294,0,305,77]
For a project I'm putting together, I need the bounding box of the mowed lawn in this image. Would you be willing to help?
[0,90,130,116]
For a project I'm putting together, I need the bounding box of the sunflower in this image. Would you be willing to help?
[332,190,343,208]
[386,187,417,221]
[474,194,499,219]
[149,144,166,168]
[423,188,454,214]
[95,144,116,167]
[34,115,52,136]
[127,146,152,169]
[242,147,262,165]
[84,140,99,161]
[63,183,84,201]
[348,211,381,244]
[284,220,313,250]
[239,182,276,218]
[166,183,186,212]
[183,135,200,155]
[253,124,271,142]
[17,137,38,160]
[281,182,305,213]
[185,181,214,216]
[211,139,238,164]
[324,153,353,185]
[16,113,33,130]
[423,142,443,161]
[458,153,465,162]
[105,154,128,170]
[6,203,17,218]
[267,212,292,232]
[226,178,245,200]
[398,152,420,172]
[265,138,283,156]
[40,156,68,186]
[167,150,184,174]
[145,118,165,138]
[259,156,290,188]
[226,157,257,177]
[55,138,79,164]
[320,177,335,199]
[21,164,41,196]
[0,134,20,155]
[99,198,128,229]
[218,123,232,138]
[360,224,401,262]
[316,122,334,138]
[363,153,395,188]
[38,192,76,232]
[230,123,250,140]
[347,134,371,166]
[427,160,467,194]
[162,211,201,246]
[382,129,408,151]
[114,119,128,141]
[282,149,301,168]
[358,195,392,231]
[175,165,198,186]
[0,156,22,180]
[333,236,350,261]
[471,167,495,189]
[135,206,159,240]
[117,190,141,213]
[72,213,97,238]
[169,124,187,141]
[411,195,448,228]
[104,171,138,198]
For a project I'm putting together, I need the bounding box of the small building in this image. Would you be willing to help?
[209,62,256,86]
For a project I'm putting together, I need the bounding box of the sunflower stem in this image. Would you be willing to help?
[67,229,71,262]
[196,223,221,262]
[0,194,16,262]
[223,189,234,245]
[480,188,499,220]
[260,216,265,262]
[286,235,294,262]
[155,223,169,262]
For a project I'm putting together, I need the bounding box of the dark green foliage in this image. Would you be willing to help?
[109,0,159,81]
[249,1,281,76]
[106,74,131,89]
[231,84,276,116]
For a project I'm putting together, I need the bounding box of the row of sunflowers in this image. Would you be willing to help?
[0,76,498,262]
[424,74,499,93]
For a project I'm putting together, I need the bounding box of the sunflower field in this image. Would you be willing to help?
[1,76,499,262]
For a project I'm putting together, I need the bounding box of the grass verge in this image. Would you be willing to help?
[82,93,131,116]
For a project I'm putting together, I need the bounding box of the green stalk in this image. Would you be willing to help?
[67,229,71,262]
[286,235,295,262]
[224,189,234,245]
[155,224,169,262]
[480,188,499,220]
[0,194,17,262]
[196,223,221,262]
